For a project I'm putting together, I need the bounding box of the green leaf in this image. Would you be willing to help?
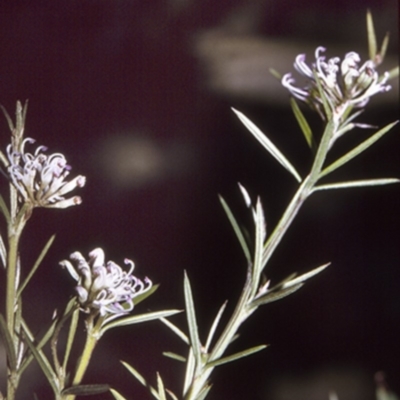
[101,309,182,336]
[204,301,227,352]
[134,283,159,306]
[219,195,251,264]
[313,70,332,120]
[110,389,128,400]
[17,234,56,298]
[183,348,196,397]
[19,317,57,375]
[63,303,80,373]
[378,32,390,64]
[156,373,167,400]
[183,271,202,367]
[319,121,398,179]
[206,344,267,368]
[22,329,58,394]
[366,10,377,61]
[232,108,302,182]
[162,352,186,362]
[269,68,282,80]
[159,317,189,344]
[281,263,330,289]
[0,194,10,225]
[387,66,399,81]
[250,283,304,308]
[0,232,6,269]
[61,384,110,396]
[0,314,17,371]
[194,384,213,400]
[290,98,315,151]
[313,178,399,192]
[0,104,15,132]
[121,361,159,399]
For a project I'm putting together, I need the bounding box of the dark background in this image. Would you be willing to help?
[0,1,398,399]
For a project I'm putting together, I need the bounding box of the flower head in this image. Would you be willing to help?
[60,248,152,322]
[7,138,85,208]
[282,47,391,118]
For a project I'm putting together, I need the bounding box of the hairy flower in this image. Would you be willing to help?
[282,46,391,117]
[7,138,85,208]
[60,248,152,321]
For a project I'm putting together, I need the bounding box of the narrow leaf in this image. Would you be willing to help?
[232,108,302,182]
[366,10,377,61]
[0,314,17,370]
[319,121,398,179]
[269,68,282,80]
[205,301,227,352]
[121,361,159,399]
[183,348,196,397]
[313,178,399,192]
[61,384,110,396]
[110,389,128,400]
[0,194,10,225]
[313,70,332,120]
[388,66,399,81]
[17,234,56,298]
[22,330,58,394]
[20,317,57,374]
[0,104,15,131]
[250,283,304,308]
[162,352,186,362]
[290,98,315,150]
[63,304,80,372]
[156,373,167,400]
[134,283,159,306]
[160,317,189,344]
[206,344,267,368]
[101,309,182,335]
[195,384,213,400]
[378,32,390,64]
[0,232,6,269]
[281,263,330,289]
[183,271,202,366]
[219,195,251,264]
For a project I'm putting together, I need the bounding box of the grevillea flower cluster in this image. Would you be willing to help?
[7,138,86,208]
[60,248,152,321]
[282,46,391,117]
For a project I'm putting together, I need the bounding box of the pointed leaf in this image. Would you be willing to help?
[219,195,251,264]
[101,309,182,335]
[290,98,315,150]
[183,348,196,397]
[0,232,6,269]
[17,234,56,298]
[379,32,390,64]
[205,301,227,352]
[121,361,159,399]
[110,389,128,400]
[61,384,110,396]
[63,303,80,372]
[250,283,304,308]
[232,108,302,182]
[269,68,282,80]
[162,352,186,362]
[156,373,167,400]
[313,70,333,120]
[0,104,15,131]
[195,384,213,400]
[22,329,58,394]
[206,344,267,368]
[366,10,377,61]
[0,314,17,370]
[388,66,399,81]
[313,178,399,192]
[0,194,10,225]
[281,263,330,289]
[160,317,189,344]
[183,271,202,366]
[134,283,159,306]
[319,121,398,179]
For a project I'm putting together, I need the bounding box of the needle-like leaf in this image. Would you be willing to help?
[232,108,302,182]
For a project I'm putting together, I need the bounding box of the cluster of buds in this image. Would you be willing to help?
[282,46,391,118]
[6,138,85,209]
[60,248,152,322]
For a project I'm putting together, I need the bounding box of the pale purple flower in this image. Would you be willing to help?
[6,138,85,208]
[60,248,152,322]
[282,47,391,117]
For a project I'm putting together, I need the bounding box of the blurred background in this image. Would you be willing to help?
[0,1,398,399]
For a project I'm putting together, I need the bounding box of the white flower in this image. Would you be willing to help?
[282,47,391,117]
[60,248,152,322]
[7,138,85,208]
